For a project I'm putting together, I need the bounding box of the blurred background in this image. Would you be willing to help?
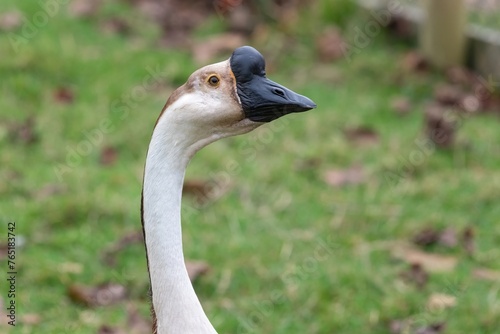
[1,0,499,333]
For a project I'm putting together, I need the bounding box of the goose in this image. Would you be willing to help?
[141,46,316,334]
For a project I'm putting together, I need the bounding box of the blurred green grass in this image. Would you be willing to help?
[1,1,500,333]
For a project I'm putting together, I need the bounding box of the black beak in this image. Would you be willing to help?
[236,76,317,122]
[230,46,317,123]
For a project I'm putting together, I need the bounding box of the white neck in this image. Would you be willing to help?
[142,108,218,334]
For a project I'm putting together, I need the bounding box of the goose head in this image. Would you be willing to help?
[156,46,316,154]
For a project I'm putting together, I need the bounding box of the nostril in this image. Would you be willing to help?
[274,88,285,97]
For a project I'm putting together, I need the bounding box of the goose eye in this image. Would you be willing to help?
[208,75,220,87]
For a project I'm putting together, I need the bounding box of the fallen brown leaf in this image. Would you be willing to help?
[68,283,127,307]
[68,0,101,18]
[316,26,346,62]
[102,231,144,266]
[392,244,458,272]
[53,87,74,104]
[414,322,446,334]
[98,325,118,334]
[183,179,213,198]
[389,319,410,334]
[125,303,152,333]
[387,15,414,38]
[400,263,428,289]
[0,299,7,329]
[7,116,38,145]
[391,97,412,115]
[98,303,152,334]
[183,178,230,206]
[461,226,475,256]
[227,4,256,35]
[214,0,244,16]
[102,231,210,283]
[323,165,365,187]
[294,157,322,171]
[484,94,500,114]
[0,243,7,260]
[412,227,457,249]
[438,227,458,248]
[412,227,440,247]
[343,126,379,145]
[424,103,455,149]
[158,3,210,49]
[434,84,464,106]
[58,262,83,274]
[446,67,473,86]
[159,30,191,49]
[389,319,446,334]
[401,51,428,72]
[192,33,247,65]
[100,146,119,166]
[473,268,500,282]
[101,18,131,35]
[426,293,456,312]
[33,184,67,200]
[20,313,41,325]
[185,260,210,282]
[136,0,169,23]
[0,11,23,31]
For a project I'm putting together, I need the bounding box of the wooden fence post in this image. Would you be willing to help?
[420,0,467,68]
